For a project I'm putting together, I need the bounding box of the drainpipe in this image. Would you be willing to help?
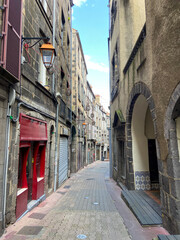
[70,1,73,124]
[52,0,58,192]
[52,0,56,94]
[54,92,61,192]
[2,87,16,230]
[2,104,10,230]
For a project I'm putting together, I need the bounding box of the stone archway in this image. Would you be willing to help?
[126,82,159,190]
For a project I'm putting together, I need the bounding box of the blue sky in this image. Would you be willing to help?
[72,0,109,112]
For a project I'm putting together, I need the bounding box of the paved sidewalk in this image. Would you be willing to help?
[1,161,130,240]
[0,161,169,240]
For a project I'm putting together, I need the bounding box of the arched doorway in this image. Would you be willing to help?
[125,82,160,194]
[132,95,159,190]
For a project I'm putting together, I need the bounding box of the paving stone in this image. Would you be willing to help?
[1,162,131,240]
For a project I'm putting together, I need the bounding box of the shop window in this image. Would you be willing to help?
[36,145,45,178]
[18,147,30,189]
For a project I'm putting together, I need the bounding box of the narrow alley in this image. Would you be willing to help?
[1,161,168,240]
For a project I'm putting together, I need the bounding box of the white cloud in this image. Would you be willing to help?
[85,55,109,73]
[73,0,87,7]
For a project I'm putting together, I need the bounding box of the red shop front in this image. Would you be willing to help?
[16,113,47,219]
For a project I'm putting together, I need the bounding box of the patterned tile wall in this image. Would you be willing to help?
[135,171,150,190]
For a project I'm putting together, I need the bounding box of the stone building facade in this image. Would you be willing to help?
[0,0,73,231]
[71,28,87,173]
[95,96,110,161]
[109,0,180,234]
[86,81,96,164]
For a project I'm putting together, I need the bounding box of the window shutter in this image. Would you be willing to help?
[6,0,22,80]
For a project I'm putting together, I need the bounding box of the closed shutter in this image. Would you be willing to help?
[58,137,68,186]
[3,0,22,79]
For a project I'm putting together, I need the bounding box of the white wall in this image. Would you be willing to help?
[132,95,149,172]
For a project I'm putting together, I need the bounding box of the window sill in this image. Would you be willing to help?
[17,188,28,196]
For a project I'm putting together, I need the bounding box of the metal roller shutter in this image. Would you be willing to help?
[58,137,68,186]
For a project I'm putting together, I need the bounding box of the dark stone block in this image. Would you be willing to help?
[157,159,163,173]
[162,175,170,194]
[170,179,180,199]
[170,138,179,159]
[147,96,155,111]
[127,140,132,148]
[161,191,169,214]
[169,129,177,140]
[128,161,134,173]
[129,173,135,184]
[169,196,180,221]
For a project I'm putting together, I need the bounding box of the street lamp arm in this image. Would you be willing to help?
[22,36,50,43]
[22,36,50,48]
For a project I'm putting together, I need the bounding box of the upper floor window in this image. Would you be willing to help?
[61,11,65,46]
[111,0,117,37]
[67,35,70,62]
[40,0,48,12]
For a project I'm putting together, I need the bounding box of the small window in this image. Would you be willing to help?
[40,0,48,12]
[61,11,65,46]
[61,67,65,79]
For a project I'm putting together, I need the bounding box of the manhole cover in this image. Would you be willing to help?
[28,213,46,220]
[77,234,87,239]
[57,191,66,194]
[64,185,71,189]
[17,226,43,235]
[86,178,95,180]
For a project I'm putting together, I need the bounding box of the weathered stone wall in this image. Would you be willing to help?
[5,0,71,225]
[146,0,180,233]
[110,0,180,233]
[0,81,8,232]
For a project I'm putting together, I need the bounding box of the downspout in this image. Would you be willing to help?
[69,0,74,175]
[52,0,56,94]
[70,2,73,124]
[54,96,59,192]
[2,87,16,230]
[52,0,58,192]
[2,104,10,230]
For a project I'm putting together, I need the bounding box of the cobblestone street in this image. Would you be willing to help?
[1,161,168,240]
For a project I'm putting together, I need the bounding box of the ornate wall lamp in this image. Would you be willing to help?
[22,36,56,69]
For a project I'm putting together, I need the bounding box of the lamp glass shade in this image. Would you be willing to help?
[40,43,55,69]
